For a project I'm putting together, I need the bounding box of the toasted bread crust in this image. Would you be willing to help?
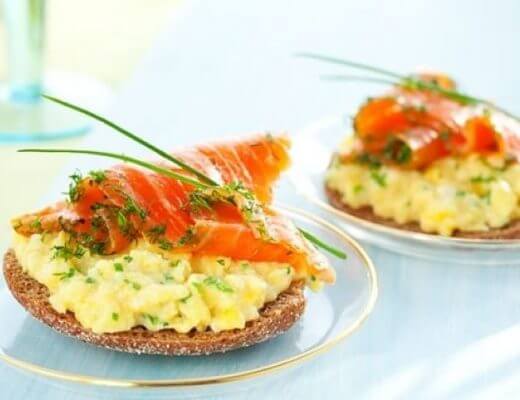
[325,184,520,239]
[3,250,305,355]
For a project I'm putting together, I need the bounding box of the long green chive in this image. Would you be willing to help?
[299,228,347,259]
[298,52,520,122]
[42,95,218,186]
[17,149,211,189]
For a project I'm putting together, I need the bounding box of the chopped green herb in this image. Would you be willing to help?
[164,272,174,282]
[395,144,412,164]
[112,312,119,321]
[370,170,387,187]
[51,244,86,261]
[85,277,96,284]
[241,262,250,270]
[145,314,159,325]
[180,293,193,303]
[53,268,76,281]
[30,218,42,230]
[170,260,181,268]
[357,153,381,169]
[88,170,106,183]
[114,262,124,272]
[192,281,203,292]
[123,255,133,263]
[90,242,105,255]
[470,175,495,184]
[439,131,451,142]
[65,170,83,203]
[353,184,364,194]
[203,276,234,293]
[481,191,492,205]
[116,211,128,232]
[310,275,317,282]
[158,239,173,250]
[216,259,225,266]
[148,224,166,237]
[286,267,291,275]
[132,282,141,290]
[123,197,147,220]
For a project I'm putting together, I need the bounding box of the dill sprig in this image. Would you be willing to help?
[297,52,519,122]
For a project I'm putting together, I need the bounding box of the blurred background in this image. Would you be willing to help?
[0,0,180,228]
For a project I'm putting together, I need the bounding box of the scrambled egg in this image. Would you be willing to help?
[13,232,297,334]
[326,151,520,236]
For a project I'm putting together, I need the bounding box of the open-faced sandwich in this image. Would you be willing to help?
[4,97,338,355]
[304,54,520,238]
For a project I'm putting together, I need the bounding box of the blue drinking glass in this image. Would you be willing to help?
[0,0,90,142]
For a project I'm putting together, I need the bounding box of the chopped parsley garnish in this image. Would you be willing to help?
[286,267,291,275]
[88,170,106,183]
[170,260,181,268]
[370,170,387,187]
[216,259,225,266]
[112,312,119,321]
[53,268,76,280]
[164,272,174,282]
[85,277,96,284]
[470,175,496,184]
[123,255,133,263]
[353,184,364,194]
[51,244,86,261]
[178,227,196,246]
[203,276,234,293]
[310,275,317,282]
[114,263,124,272]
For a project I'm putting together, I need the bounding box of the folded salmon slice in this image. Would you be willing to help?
[349,78,520,168]
[13,133,335,283]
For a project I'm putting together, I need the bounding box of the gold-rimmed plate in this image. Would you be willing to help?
[0,205,377,397]
[289,115,520,264]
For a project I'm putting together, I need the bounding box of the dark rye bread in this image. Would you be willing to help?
[325,185,520,240]
[3,250,305,355]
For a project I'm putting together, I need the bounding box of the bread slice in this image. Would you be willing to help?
[3,250,305,355]
[325,185,520,239]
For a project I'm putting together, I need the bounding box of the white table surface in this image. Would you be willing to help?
[2,0,520,398]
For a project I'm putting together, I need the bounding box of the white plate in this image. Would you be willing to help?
[0,205,377,398]
[289,115,520,264]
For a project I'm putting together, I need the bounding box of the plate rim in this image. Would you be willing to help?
[290,115,520,248]
[0,204,378,388]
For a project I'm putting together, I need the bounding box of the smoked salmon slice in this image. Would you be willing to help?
[349,76,519,168]
[12,133,335,284]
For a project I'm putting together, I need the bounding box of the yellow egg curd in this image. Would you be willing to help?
[13,232,303,334]
[326,145,520,236]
